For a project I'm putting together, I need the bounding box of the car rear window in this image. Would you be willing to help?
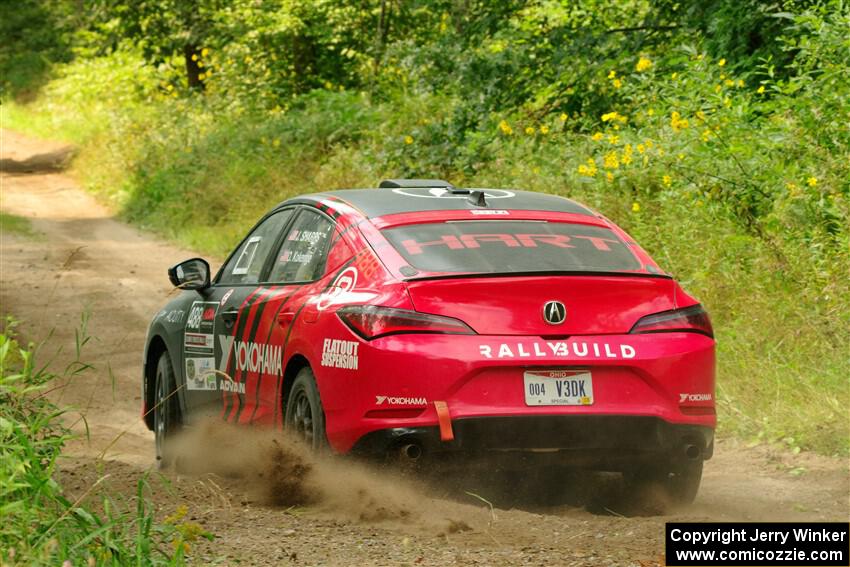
[382,221,641,274]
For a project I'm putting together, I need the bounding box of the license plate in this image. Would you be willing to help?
[523,370,594,406]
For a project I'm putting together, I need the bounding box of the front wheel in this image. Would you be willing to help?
[154,352,181,469]
[284,367,327,452]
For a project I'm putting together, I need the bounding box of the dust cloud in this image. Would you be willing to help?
[167,422,482,530]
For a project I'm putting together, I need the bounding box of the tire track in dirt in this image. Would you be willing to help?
[1,128,847,566]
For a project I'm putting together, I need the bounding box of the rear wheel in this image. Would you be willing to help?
[625,459,703,507]
[154,352,181,469]
[285,367,327,451]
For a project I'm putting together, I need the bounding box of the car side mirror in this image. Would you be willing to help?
[168,258,211,290]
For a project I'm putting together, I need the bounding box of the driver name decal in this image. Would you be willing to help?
[479,341,636,359]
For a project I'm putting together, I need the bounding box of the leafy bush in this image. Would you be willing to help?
[0,318,191,565]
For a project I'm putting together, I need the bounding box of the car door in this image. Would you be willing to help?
[182,208,295,419]
[221,207,344,427]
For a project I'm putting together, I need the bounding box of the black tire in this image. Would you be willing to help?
[625,460,704,507]
[154,352,181,469]
[284,367,327,451]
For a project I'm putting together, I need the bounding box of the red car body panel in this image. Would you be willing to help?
[144,186,716,468]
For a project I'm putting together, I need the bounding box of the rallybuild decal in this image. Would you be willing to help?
[479,341,636,359]
[321,339,359,369]
[184,301,219,390]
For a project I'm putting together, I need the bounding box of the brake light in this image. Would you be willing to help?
[629,305,714,338]
[337,305,476,340]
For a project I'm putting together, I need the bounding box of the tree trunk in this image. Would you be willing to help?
[183,44,204,91]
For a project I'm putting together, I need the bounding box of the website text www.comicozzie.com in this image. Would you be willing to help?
[665,523,849,566]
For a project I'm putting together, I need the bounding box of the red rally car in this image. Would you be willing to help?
[143,179,716,503]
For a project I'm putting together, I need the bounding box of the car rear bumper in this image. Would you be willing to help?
[350,415,714,469]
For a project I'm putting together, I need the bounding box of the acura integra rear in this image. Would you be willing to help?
[144,179,715,504]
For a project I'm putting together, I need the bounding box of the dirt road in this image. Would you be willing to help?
[1,128,847,566]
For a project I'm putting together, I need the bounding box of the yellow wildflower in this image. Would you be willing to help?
[601,111,627,123]
[621,152,632,165]
[636,57,652,72]
[559,113,568,122]
[592,132,604,141]
[636,144,646,154]
[671,72,678,80]
[607,134,620,145]
[540,125,550,134]
[191,54,198,62]
[404,135,414,145]
[702,129,713,142]
[645,139,654,149]
[498,120,513,135]
[608,70,617,79]
[724,97,732,108]
[807,177,818,187]
[737,79,744,87]
[647,108,655,116]
[578,158,598,177]
[201,48,210,57]
[662,175,672,187]
[670,111,689,131]
[612,78,623,89]
[525,126,536,135]
[603,151,620,169]
[631,202,641,212]
[757,85,765,94]
[166,84,173,92]
[718,58,726,67]
[198,73,206,80]
[606,172,615,182]
[677,153,685,161]
[714,84,722,93]
[725,79,734,87]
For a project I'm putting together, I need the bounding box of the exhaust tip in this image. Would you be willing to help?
[684,444,702,460]
[399,443,423,461]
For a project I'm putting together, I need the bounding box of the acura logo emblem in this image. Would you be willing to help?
[543,301,567,325]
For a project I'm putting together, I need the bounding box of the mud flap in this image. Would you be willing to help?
[434,400,454,442]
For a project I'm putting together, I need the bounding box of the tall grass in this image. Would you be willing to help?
[0,318,192,565]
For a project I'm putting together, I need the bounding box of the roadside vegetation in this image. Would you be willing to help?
[0,318,198,565]
[2,0,847,455]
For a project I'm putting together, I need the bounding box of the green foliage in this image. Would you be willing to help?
[3,1,848,454]
[0,0,78,99]
[0,319,189,565]
[0,212,35,236]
